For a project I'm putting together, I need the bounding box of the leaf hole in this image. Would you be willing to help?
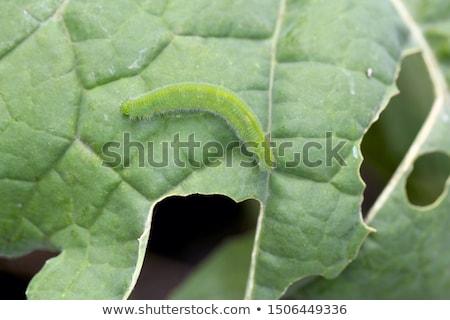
[405,152,450,207]
[360,52,434,215]
[131,194,259,299]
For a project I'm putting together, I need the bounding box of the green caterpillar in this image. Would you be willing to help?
[120,83,274,171]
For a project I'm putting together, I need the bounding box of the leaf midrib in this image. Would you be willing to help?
[245,0,286,299]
